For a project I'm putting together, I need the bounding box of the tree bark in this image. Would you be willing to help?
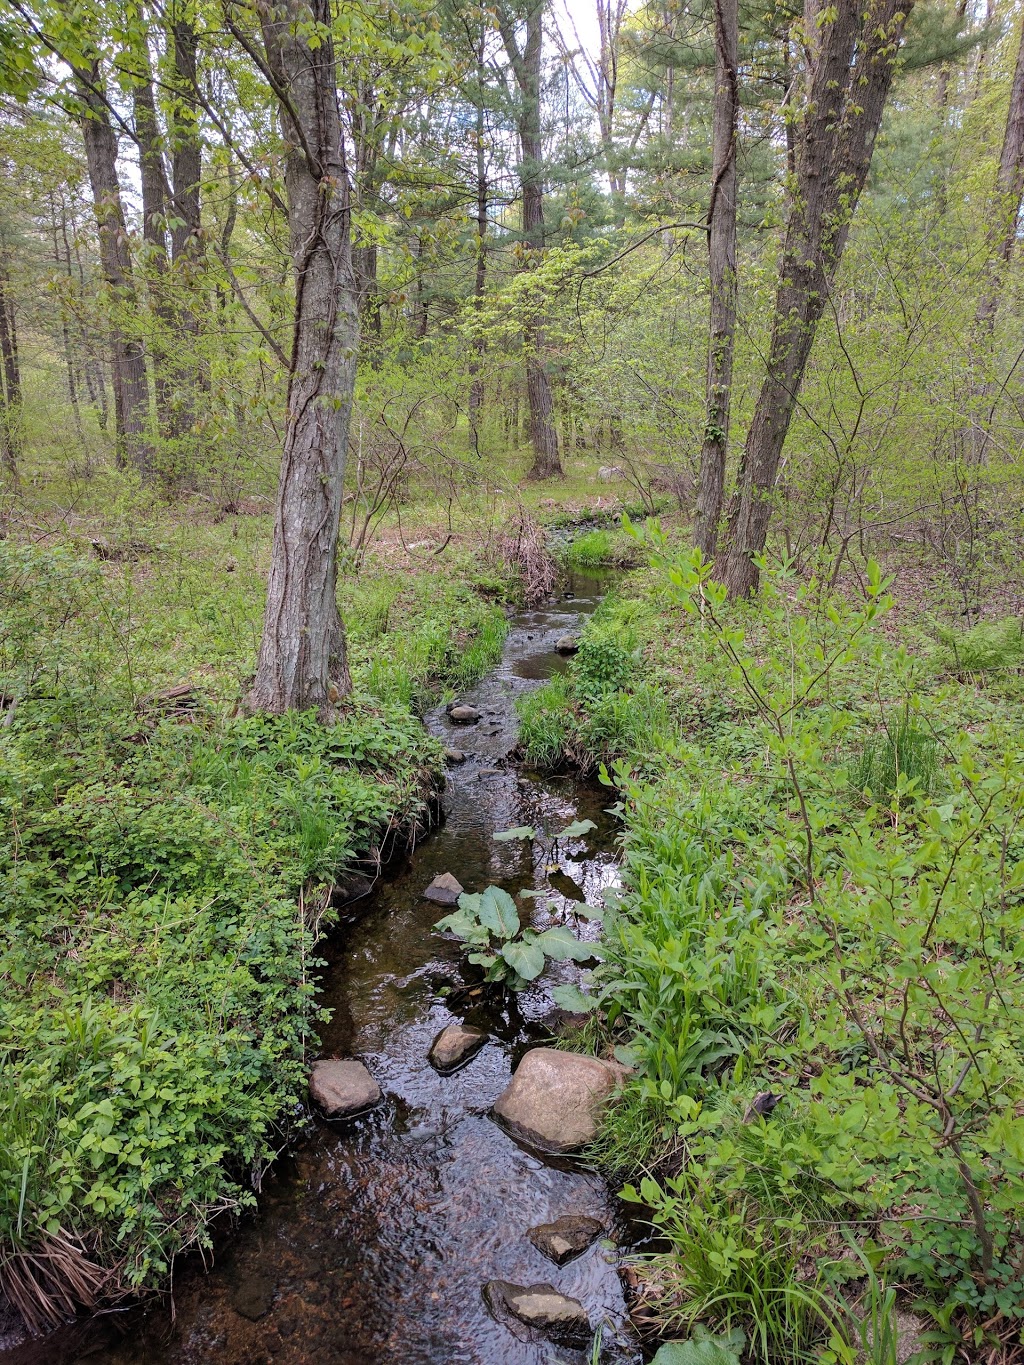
[498,0,562,478]
[133,68,175,438]
[0,257,20,479]
[74,61,151,475]
[694,0,738,561]
[721,0,914,598]
[168,10,208,442]
[468,31,488,454]
[969,11,1024,465]
[246,0,358,717]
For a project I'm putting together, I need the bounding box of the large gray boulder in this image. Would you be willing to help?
[554,636,579,655]
[308,1059,381,1119]
[482,1280,590,1346]
[447,703,481,725]
[492,1047,626,1151]
[428,1024,487,1073]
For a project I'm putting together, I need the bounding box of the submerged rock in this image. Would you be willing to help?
[554,636,578,655]
[308,1059,381,1119]
[482,1280,590,1345]
[448,704,482,725]
[492,1047,627,1151]
[528,1214,605,1265]
[428,1023,487,1073]
[422,872,464,906]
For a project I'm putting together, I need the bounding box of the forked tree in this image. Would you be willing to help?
[721,0,915,598]
[238,0,359,716]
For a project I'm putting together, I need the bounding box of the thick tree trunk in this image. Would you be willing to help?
[133,71,175,438]
[168,13,207,443]
[469,35,488,454]
[969,12,1024,465]
[721,0,913,598]
[0,259,20,479]
[694,0,739,561]
[74,62,150,475]
[247,0,358,717]
[499,0,562,478]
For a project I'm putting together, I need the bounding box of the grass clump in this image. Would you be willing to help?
[563,527,640,569]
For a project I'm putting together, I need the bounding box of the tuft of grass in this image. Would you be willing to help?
[848,716,939,801]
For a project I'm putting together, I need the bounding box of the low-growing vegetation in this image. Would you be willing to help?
[523,534,1024,1363]
[0,531,512,1329]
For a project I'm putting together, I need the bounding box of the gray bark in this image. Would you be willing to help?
[722,0,914,598]
[74,60,151,475]
[247,0,359,716]
[498,0,562,478]
[969,11,1024,465]
[0,258,20,479]
[694,0,739,561]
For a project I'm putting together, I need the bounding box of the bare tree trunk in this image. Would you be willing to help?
[74,61,151,475]
[694,0,739,561]
[245,0,358,717]
[0,258,20,480]
[721,0,913,598]
[498,0,562,478]
[468,31,488,454]
[133,69,175,439]
[168,10,207,444]
[969,11,1024,465]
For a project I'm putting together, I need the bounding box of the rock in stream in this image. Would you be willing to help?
[492,1046,627,1151]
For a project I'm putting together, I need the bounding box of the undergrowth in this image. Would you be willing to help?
[0,534,510,1329]
[535,538,1024,1363]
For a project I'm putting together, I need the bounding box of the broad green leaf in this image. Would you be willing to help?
[551,982,598,1013]
[558,818,597,839]
[493,826,536,842]
[433,907,481,940]
[534,925,594,962]
[500,937,546,981]
[651,1340,742,1365]
[477,886,520,938]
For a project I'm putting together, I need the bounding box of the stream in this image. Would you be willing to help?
[7,571,643,1365]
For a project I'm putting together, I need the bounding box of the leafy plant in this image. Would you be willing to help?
[433,886,594,989]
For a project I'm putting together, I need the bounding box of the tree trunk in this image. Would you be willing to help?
[168,12,207,443]
[721,0,914,598]
[0,258,20,479]
[133,69,175,438]
[499,0,562,478]
[468,32,488,455]
[694,0,739,561]
[969,11,1024,465]
[246,0,358,717]
[74,61,151,474]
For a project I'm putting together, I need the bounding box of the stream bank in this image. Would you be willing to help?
[5,571,643,1365]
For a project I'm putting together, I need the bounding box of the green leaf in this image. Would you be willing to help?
[499,937,546,981]
[434,907,485,941]
[493,826,536,842]
[558,818,597,839]
[477,886,520,938]
[651,1340,743,1365]
[551,982,598,1013]
[534,925,594,962]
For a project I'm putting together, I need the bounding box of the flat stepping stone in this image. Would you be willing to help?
[528,1214,604,1265]
[428,1023,487,1073]
[422,872,464,906]
[482,1280,590,1346]
[308,1059,381,1119]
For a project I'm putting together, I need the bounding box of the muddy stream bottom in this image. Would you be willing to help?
[8,572,644,1365]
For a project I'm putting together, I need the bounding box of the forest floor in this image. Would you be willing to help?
[4,451,1024,1360]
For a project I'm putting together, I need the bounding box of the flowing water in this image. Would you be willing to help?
[6,572,643,1365]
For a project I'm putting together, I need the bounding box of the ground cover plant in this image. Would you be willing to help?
[0,530,515,1329]
[522,537,1024,1363]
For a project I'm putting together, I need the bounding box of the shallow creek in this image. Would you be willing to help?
[10,572,644,1365]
